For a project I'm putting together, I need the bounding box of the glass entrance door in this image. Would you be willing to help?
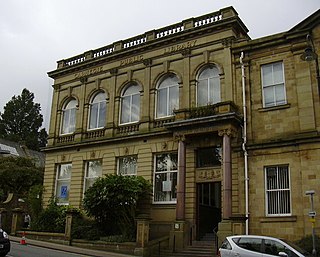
[196,182,221,240]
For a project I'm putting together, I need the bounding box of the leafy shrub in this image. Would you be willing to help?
[32,198,68,233]
[83,174,152,238]
[71,215,102,240]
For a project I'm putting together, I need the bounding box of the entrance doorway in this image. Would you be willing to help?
[196,182,221,240]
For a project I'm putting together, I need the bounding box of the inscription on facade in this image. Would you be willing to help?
[74,66,103,78]
[164,40,197,54]
[120,55,144,66]
[196,168,221,182]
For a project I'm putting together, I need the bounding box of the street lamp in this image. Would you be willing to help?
[306,190,317,257]
[300,33,320,97]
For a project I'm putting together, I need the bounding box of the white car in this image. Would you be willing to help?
[217,235,311,257]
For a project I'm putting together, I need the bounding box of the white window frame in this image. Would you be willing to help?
[261,61,287,108]
[88,92,107,130]
[264,165,291,216]
[61,99,77,135]
[153,153,178,204]
[83,160,102,195]
[117,156,138,176]
[197,66,221,107]
[156,75,179,118]
[120,84,141,125]
[55,163,72,205]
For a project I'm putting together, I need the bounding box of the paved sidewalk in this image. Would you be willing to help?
[9,236,135,257]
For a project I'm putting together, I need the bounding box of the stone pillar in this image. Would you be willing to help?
[176,137,186,220]
[217,128,235,247]
[11,208,24,235]
[169,135,188,251]
[65,209,78,243]
[220,129,232,219]
[134,215,151,257]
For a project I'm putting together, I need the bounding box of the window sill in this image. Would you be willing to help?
[260,216,297,223]
[258,103,291,112]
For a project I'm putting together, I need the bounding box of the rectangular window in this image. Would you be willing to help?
[55,163,72,205]
[118,156,137,176]
[261,62,286,107]
[196,147,222,167]
[153,153,178,203]
[265,165,291,216]
[84,160,102,193]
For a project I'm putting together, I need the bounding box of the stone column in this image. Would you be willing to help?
[169,135,188,251]
[176,136,186,220]
[219,129,232,219]
[217,128,235,247]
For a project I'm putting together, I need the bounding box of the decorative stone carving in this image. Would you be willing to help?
[218,128,237,137]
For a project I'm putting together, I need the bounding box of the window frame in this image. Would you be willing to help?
[61,99,77,135]
[153,152,178,204]
[196,147,222,168]
[83,160,102,195]
[196,65,221,107]
[117,156,138,176]
[88,92,107,130]
[55,163,72,205]
[120,84,141,125]
[264,165,291,216]
[155,74,179,119]
[261,61,287,108]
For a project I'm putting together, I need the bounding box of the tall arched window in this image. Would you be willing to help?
[88,92,107,130]
[197,66,221,106]
[61,99,77,134]
[120,84,141,124]
[156,74,179,118]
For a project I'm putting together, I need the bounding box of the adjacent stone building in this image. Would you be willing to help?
[43,6,320,248]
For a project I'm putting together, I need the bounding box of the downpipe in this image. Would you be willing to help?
[240,52,249,235]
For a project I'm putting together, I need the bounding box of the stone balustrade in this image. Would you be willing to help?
[56,7,236,69]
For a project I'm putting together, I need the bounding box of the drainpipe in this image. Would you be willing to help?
[240,52,249,235]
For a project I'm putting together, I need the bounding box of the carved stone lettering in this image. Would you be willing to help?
[74,66,103,78]
[164,40,197,54]
[120,55,144,66]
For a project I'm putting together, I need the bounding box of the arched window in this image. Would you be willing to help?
[61,99,77,134]
[120,84,141,124]
[156,74,179,118]
[197,66,221,106]
[88,92,107,130]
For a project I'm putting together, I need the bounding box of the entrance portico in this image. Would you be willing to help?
[165,102,242,248]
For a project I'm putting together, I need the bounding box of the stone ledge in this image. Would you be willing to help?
[259,216,297,223]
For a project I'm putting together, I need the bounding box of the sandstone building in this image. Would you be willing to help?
[44,6,320,248]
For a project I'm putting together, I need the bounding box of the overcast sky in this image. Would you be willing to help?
[0,0,319,129]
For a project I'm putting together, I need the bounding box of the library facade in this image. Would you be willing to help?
[44,6,320,248]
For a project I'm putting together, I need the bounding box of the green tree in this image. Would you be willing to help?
[0,88,48,151]
[83,174,152,238]
[0,156,43,198]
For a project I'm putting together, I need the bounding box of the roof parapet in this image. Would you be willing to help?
[56,6,239,69]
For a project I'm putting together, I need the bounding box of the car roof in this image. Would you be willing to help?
[227,235,282,240]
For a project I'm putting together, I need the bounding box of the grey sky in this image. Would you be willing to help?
[0,0,319,129]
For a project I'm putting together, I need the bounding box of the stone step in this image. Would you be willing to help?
[153,244,216,257]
